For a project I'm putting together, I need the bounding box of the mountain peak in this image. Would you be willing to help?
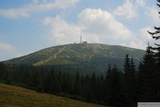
[4,43,145,74]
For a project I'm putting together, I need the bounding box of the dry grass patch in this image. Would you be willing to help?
[0,83,107,107]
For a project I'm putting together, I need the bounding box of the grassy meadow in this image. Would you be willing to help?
[0,83,107,107]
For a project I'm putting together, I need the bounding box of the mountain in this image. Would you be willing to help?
[4,43,145,74]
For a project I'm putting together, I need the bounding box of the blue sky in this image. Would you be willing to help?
[0,0,159,61]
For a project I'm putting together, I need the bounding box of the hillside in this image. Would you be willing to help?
[0,83,106,107]
[4,43,145,74]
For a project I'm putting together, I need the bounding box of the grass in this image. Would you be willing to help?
[0,83,107,107]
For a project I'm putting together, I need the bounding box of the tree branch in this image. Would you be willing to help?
[154,26,160,30]
[147,31,160,40]
[147,31,154,35]
[157,3,160,7]
[154,43,160,46]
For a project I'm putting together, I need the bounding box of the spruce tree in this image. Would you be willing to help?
[43,70,55,94]
[105,64,112,103]
[123,54,131,99]
[124,54,130,76]
[146,0,160,101]
[0,62,5,80]
[147,0,160,79]
[147,0,160,50]
[138,46,156,101]
[74,72,81,95]
[123,54,137,106]
[107,65,127,107]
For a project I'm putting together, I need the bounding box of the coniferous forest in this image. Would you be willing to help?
[0,46,160,107]
[1,1,160,107]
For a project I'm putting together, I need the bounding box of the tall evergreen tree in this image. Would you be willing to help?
[137,62,143,100]
[74,72,81,95]
[89,72,97,100]
[123,54,137,106]
[43,70,55,94]
[124,54,130,75]
[138,46,156,101]
[105,64,112,103]
[0,62,5,80]
[130,57,137,101]
[145,0,160,101]
[107,65,127,107]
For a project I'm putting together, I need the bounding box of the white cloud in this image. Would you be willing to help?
[0,8,30,19]
[130,40,146,50]
[136,0,145,7]
[0,42,21,61]
[146,6,159,23]
[0,42,15,51]
[33,0,38,3]
[129,26,159,49]
[0,0,79,19]
[113,0,146,19]
[120,36,147,50]
[113,0,137,19]
[38,0,79,10]
[139,27,160,47]
[44,8,145,49]
[42,7,152,50]
[125,26,160,50]
[139,27,153,40]
[78,8,133,40]
[44,16,81,44]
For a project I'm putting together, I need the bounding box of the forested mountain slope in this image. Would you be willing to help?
[4,43,145,74]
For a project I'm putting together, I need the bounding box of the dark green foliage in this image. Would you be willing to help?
[0,44,159,107]
[43,70,55,93]
[123,55,137,107]
[74,72,81,95]
[138,0,160,101]
[106,65,127,107]
[0,62,5,80]
[137,46,160,101]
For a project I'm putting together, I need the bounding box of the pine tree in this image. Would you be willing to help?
[130,57,137,102]
[90,72,97,100]
[137,62,144,100]
[123,54,137,106]
[107,65,127,107]
[123,54,131,97]
[145,0,160,101]
[124,54,130,76]
[147,0,160,82]
[106,64,112,80]
[74,72,81,95]
[43,70,55,94]
[0,62,5,80]
[138,46,156,101]
[147,0,160,50]
[105,64,112,103]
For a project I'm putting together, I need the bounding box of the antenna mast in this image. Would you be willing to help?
[80,33,82,43]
